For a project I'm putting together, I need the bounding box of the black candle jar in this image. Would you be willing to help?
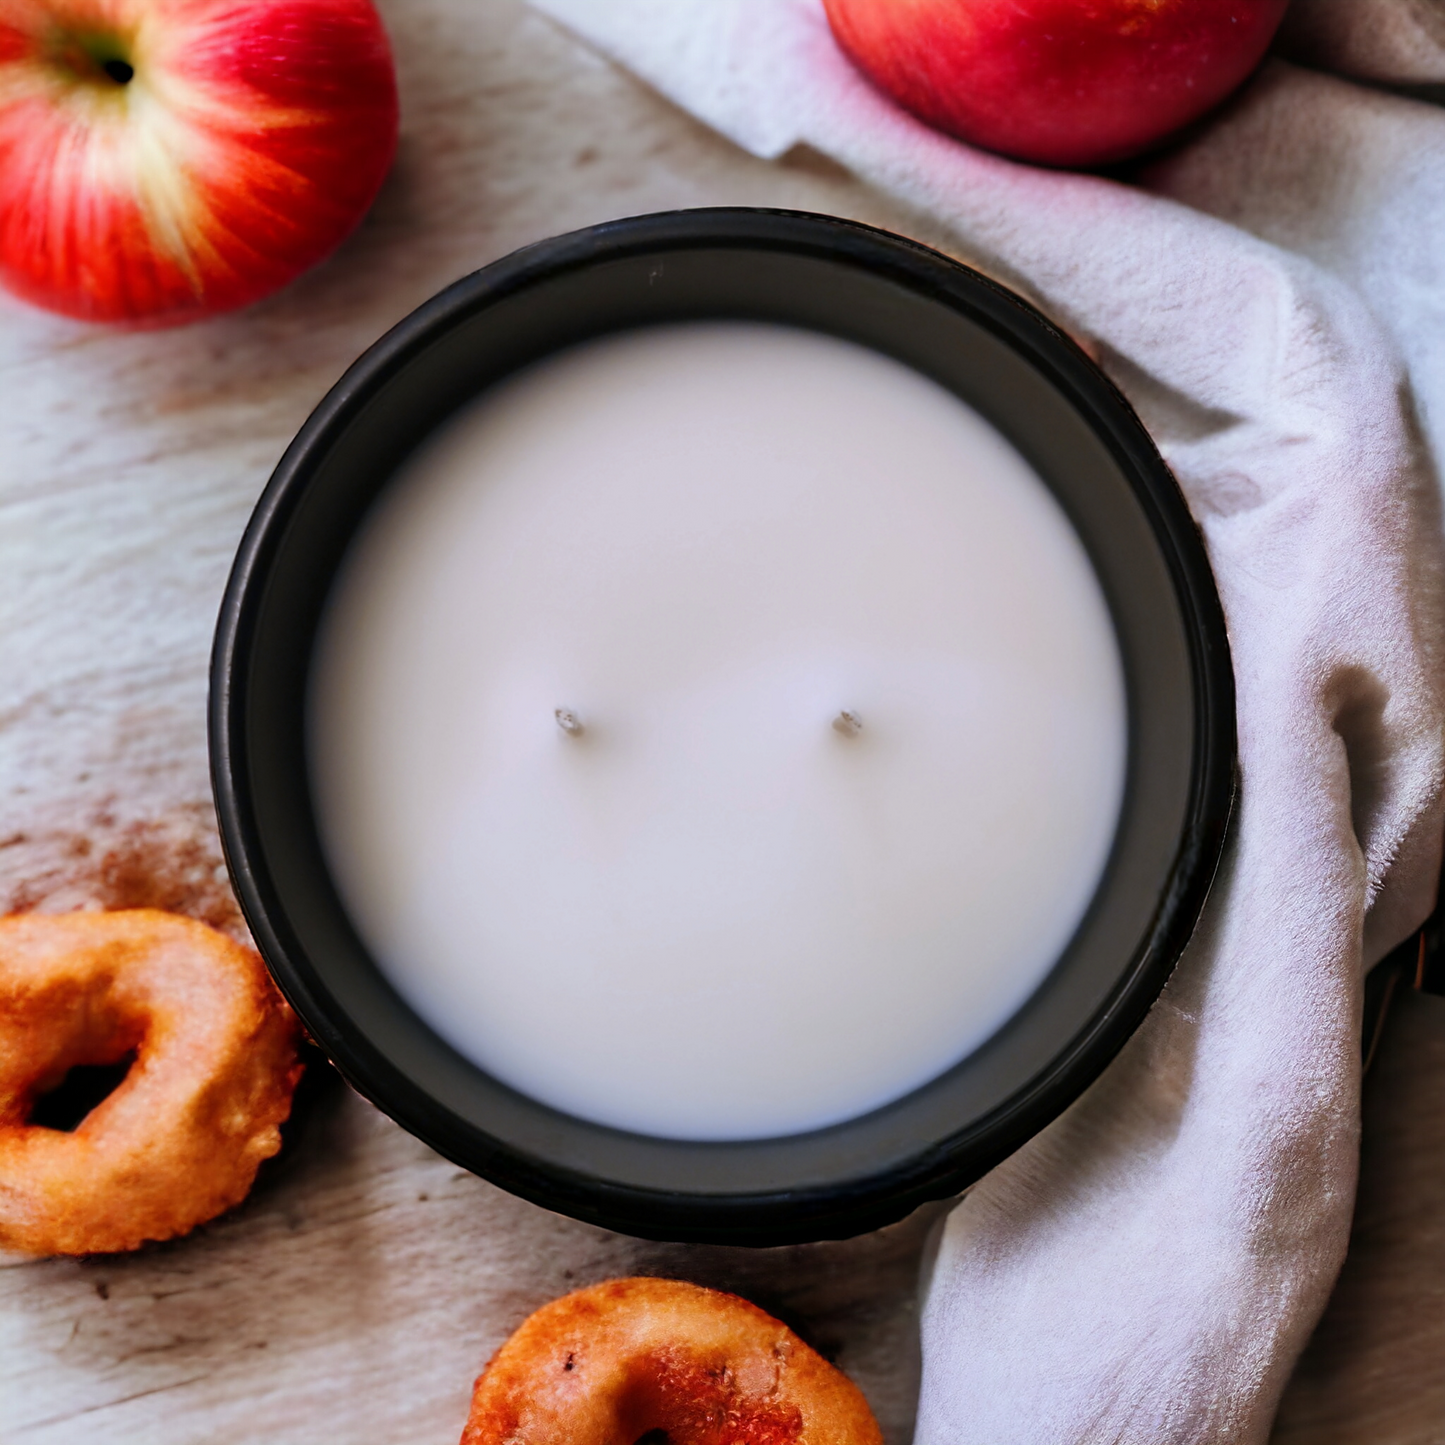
[210,209,1234,1246]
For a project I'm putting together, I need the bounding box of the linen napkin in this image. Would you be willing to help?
[525,2,1445,1439]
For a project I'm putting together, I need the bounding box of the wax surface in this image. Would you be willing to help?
[310,323,1127,1141]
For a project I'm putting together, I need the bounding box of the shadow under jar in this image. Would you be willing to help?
[210,209,1235,1246]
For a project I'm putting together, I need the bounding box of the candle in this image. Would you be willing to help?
[309,322,1127,1142]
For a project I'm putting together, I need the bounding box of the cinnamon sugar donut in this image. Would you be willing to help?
[461,1277,884,1445]
[0,909,301,1255]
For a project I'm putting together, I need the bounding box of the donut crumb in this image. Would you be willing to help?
[2,806,247,942]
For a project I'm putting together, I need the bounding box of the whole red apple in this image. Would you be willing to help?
[0,0,398,323]
[822,0,1290,168]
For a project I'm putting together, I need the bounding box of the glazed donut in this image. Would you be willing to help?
[0,909,301,1255]
[461,1277,883,1445]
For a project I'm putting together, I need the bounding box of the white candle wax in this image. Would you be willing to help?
[310,323,1127,1141]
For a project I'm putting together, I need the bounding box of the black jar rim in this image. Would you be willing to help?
[210,208,1235,1246]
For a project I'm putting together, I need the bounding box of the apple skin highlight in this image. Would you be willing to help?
[822,0,1291,169]
[0,0,399,323]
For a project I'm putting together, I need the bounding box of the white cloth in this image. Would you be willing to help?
[1278,0,1445,85]
[526,2,1445,1439]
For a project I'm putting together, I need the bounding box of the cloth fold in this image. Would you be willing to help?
[527,1,1445,1440]
[1278,0,1445,86]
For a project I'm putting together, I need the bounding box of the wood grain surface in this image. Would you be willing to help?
[0,1,1441,1440]
[1272,986,1445,1445]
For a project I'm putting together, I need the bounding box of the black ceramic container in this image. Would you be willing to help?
[210,209,1235,1246]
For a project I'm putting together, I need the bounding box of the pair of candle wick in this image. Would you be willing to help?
[554,708,864,737]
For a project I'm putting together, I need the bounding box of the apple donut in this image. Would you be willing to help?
[461,1277,884,1445]
[0,909,301,1255]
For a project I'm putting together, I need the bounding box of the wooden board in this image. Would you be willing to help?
[1,1,1441,1438]
[1272,986,1445,1444]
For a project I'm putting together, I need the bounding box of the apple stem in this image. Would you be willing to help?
[102,58,133,84]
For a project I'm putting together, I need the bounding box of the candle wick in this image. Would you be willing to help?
[555,708,584,737]
[833,710,863,737]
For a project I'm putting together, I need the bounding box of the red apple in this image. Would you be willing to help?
[0,0,398,323]
[822,0,1290,168]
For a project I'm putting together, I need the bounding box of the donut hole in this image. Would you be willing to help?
[28,1050,138,1132]
[635,1434,670,1445]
